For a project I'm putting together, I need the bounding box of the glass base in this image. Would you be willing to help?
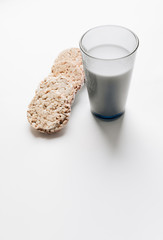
[92,111,124,120]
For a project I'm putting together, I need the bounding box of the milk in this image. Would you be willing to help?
[84,45,133,118]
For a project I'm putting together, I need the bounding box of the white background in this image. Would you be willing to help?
[0,0,163,239]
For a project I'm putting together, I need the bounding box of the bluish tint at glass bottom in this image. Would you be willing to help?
[92,111,124,120]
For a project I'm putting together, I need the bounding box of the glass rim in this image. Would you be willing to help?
[79,25,139,61]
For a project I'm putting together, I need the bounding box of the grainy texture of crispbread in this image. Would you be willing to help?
[51,60,84,93]
[36,75,75,104]
[55,48,83,66]
[27,76,73,133]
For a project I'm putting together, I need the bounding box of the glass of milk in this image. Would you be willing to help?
[79,25,139,119]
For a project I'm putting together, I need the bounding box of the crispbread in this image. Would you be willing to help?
[51,60,84,93]
[27,47,85,134]
[55,48,83,66]
[27,75,74,133]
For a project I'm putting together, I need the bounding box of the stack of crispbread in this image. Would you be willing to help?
[27,48,84,133]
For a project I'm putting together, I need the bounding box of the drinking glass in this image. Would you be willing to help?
[79,25,139,119]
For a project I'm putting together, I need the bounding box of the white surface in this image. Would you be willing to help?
[0,0,163,239]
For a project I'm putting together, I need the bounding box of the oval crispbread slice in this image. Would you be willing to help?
[27,75,74,133]
[51,60,84,93]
